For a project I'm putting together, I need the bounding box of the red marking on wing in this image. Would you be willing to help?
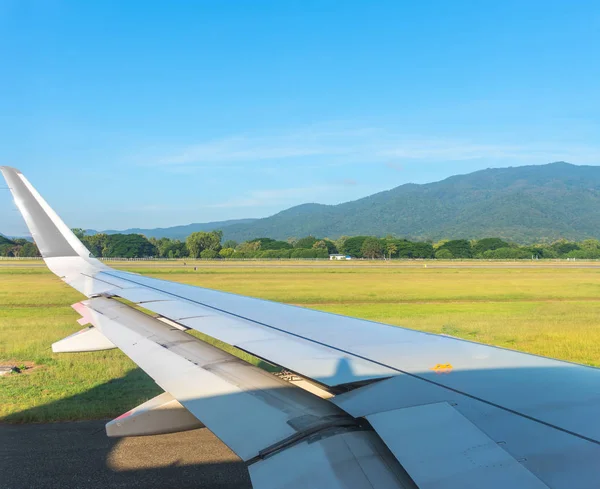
[115,410,133,420]
[71,302,94,326]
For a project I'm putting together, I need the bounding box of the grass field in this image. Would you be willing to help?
[2,260,600,423]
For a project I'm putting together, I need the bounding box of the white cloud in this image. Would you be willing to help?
[207,184,338,208]
[147,125,600,169]
[154,127,361,166]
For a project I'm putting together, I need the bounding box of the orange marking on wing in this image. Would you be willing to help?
[431,363,453,374]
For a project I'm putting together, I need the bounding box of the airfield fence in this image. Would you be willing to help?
[0,256,44,260]
[0,256,596,262]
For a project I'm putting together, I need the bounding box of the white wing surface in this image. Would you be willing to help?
[2,165,599,489]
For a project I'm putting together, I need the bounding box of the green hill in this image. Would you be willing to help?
[84,162,600,244]
[0,235,14,246]
[219,162,600,244]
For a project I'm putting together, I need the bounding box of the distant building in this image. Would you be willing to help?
[329,254,351,260]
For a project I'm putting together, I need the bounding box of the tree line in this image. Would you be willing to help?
[0,235,39,257]
[3,230,600,260]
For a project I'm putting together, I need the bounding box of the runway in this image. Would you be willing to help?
[0,421,251,489]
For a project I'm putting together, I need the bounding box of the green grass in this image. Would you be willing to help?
[2,260,600,423]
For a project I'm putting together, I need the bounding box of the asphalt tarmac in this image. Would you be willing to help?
[0,421,251,489]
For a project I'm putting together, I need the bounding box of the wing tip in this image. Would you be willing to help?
[0,166,22,175]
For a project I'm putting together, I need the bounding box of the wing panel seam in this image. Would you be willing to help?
[101,271,600,446]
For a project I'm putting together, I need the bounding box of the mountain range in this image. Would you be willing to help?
[87,219,256,241]
[90,162,600,244]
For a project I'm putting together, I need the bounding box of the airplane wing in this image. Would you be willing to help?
[2,165,599,489]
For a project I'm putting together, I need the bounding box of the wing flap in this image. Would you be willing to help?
[367,402,549,489]
[106,392,204,437]
[79,296,350,461]
[51,325,116,353]
[335,373,600,489]
[249,430,417,489]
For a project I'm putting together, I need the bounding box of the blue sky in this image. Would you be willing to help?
[1,1,599,235]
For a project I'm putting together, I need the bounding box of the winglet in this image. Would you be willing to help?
[0,167,105,274]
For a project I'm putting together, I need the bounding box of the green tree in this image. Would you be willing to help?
[340,236,369,257]
[394,240,415,258]
[412,242,434,258]
[186,231,222,258]
[472,238,510,256]
[579,239,600,252]
[533,245,557,258]
[289,248,327,258]
[361,237,384,259]
[223,240,238,249]
[433,239,449,250]
[335,236,348,254]
[435,248,453,259]
[567,248,600,259]
[150,237,182,258]
[200,249,219,259]
[83,233,109,257]
[385,242,398,259]
[0,243,14,256]
[19,242,40,257]
[291,248,317,258]
[71,228,86,240]
[0,235,13,246]
[311,239,337,254]
[186,234,202,258]
[219,247,236,258]
[294,236,318,249]
[0,237,25,257]
[551,240,580,256]
[158,239,187,258]
[314,248,329,258]
[482,247,530,259]
[236,240,261,253]
[102,234,156,258]
[312,239,337,256]
[437,239,472,258]
[249,238,292,250]
[323,239,338,254]
[565,240,600,259]
[6,244,21,257]
[259,249,281,258]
